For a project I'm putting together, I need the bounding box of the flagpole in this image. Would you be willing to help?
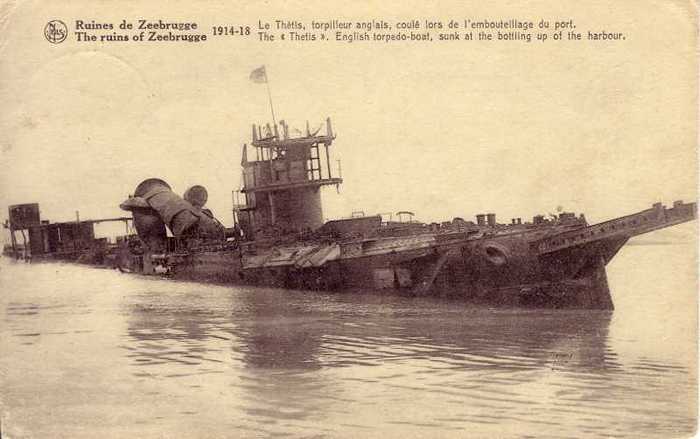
[264,68,277,130]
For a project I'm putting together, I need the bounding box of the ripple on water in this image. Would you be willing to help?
[0,254,696,438]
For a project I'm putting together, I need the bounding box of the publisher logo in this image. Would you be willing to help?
[44,20,67,44]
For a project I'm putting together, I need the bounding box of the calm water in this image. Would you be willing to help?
[0,241,696,438]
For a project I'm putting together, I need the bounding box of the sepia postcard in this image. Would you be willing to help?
[0,0,697,438]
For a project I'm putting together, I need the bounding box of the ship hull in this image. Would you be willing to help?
[10,199,694,311]
[153,236,618,309]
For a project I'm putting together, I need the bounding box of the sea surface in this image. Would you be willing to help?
[0,240,696,438]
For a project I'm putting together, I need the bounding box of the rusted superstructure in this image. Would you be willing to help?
[4,116,697,309]
[3,203,132,264]
[234,118,342,240]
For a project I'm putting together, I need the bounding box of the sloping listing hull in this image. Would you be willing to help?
[155,235,620,309]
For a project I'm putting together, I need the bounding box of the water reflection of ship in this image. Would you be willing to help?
[123,290,618,430]
[212,290,335,426]
[124,292,234,367]
[128,289,616,370]
[395,309,616,373]
[226,301,618,433]
[125,288,615,374]
[230,304,616,375]
[231,294,324,371]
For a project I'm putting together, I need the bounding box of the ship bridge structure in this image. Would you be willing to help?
[233,118,342,240]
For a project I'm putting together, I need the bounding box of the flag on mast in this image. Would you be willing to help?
[250,65,277,128]
[249,66,267,83]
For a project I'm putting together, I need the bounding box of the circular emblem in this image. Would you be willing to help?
[44,20,67,44]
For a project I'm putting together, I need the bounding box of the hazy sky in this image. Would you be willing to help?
[1,0,696,242]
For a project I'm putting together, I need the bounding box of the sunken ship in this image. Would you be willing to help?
[4,117,696,309]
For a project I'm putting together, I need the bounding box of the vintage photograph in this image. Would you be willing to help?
[0,1,697,437]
